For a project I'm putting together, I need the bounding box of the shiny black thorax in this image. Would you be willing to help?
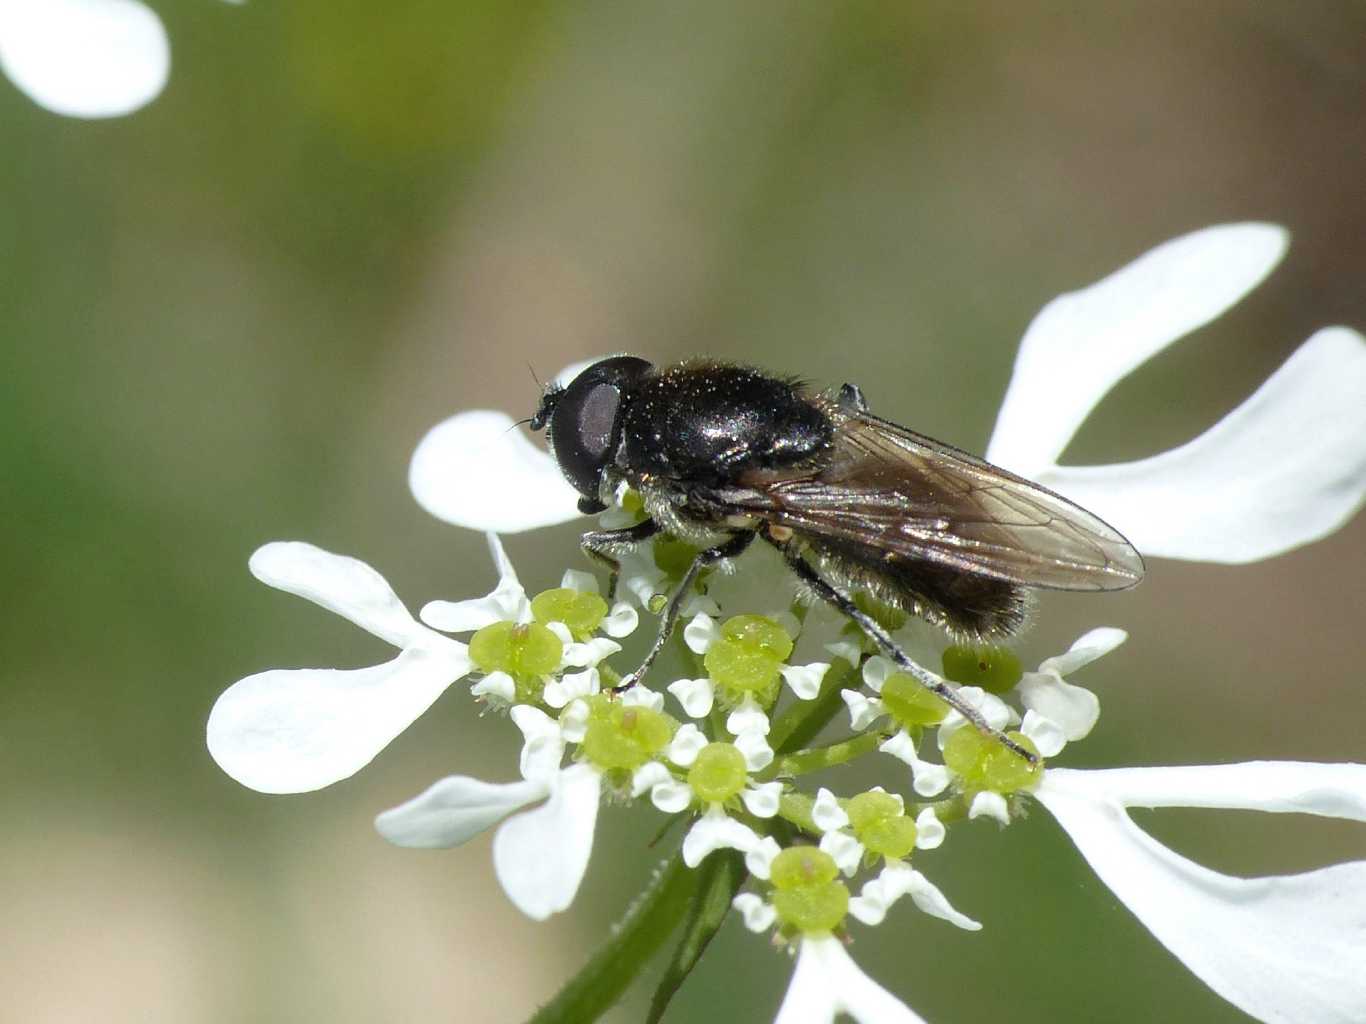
[616,361,834,490]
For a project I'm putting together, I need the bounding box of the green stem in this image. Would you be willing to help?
[761,729,888,781]
[527,852,697,1024]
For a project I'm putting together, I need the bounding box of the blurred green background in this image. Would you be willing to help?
[3,2,1364,1021]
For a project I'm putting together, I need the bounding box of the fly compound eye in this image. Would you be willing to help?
[545,355,654,501]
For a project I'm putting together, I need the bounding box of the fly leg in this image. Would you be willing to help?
[612,531,754,693]
[581,519,661,602]
[765,532,1039,766]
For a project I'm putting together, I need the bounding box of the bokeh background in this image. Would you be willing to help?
[3,2,1364,1022]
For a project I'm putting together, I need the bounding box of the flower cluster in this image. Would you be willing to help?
[208,225,1366,1024]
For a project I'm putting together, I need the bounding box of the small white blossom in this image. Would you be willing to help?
[967,791,1010,826]
[878,731,951,798]
[1017,627,1126,743]
[848,861,981,932]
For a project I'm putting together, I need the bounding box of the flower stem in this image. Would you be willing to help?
[760,729,888,781]
[526,852,698,1024]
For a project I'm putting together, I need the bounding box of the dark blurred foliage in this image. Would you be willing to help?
[1,2,1362,1021]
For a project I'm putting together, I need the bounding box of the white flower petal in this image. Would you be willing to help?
[1020,709,1067,758]
[0,0,169,119]
[781,662,830,700]
[742,781,783,819]
[735,731,774,772]
[812,788,850,832]
[841,690,884,732]
[819,830,865,877]
[861,655,895,693]
[630,761,671,797]
[248,542,437,650]
[650,779,694,814]
[968,791,1010,825]
[746,836,783,880]
[622,563,667,609]
[733,893,777,933]
[726,696,771,737]
[1039,627,1128,677]
[562,637,620,669]
[667,724,707,767]
[1036,328,1366,563]
[914,808,945,850]
[409,410,582,532]
[560,569,598,593]
[207,648,468,794]
[1036,763,1366,1024]
[902,869,983,932]
[775,935,930,1024]
[937,687,1011,741]
[667,677,715,719]
[679,590,722,618]
[824,638,863,666]
[493,763,601,920]
[374,774,548,848]
[683,613,718,654]
[602,601,640,638]
[419,533,531,632]
[545,620,574,646]
[509,705,564,781]
[619,685,665,712]
[1018,672,1100,743]
[543,668,599,709]
[987,223,1289,475]
[879,731,950,798]
[558,699,588,743]
[682,807,760,867]
[470,670,516,703]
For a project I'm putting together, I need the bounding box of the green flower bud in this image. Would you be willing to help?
[879,672,950,728]
[943,727,1042,793]
[531,587,608,642]
[941,644,1023,695]
[687,742,749,804]
[704,615,793,706]
[770,847,848,934]
[579,694,675,772]
[469,621,563,678]
[846,791,917,860]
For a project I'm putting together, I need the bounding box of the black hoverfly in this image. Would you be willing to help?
[529,356,1144,763]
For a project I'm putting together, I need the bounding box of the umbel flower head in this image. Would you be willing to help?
[209,225,1366,1024]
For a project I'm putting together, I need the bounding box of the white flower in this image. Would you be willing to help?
[0,0,175,119]
[1035,762,1366,1024]
[206,542,471,794]
[772,934,931,1024]
[847,861,981,931]
[420,532,531,632]
[374,761,600,922]
[405,226,1366,576]
[374,696,607,921]
[672,612,829,713]
[850,656,954,797]
[638,722,782,870]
